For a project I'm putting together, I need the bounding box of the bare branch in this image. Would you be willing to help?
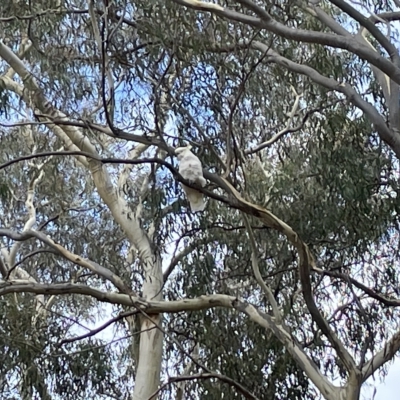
[6,249,58,280]
[328,0,399,60]
[249,41,400,159]
[247,87,302,154]
[236,0,271,21]
[304,4,350,36]
[163,241,206,282]
[362,328,400,382]
[0,280,337,398]
[0,229,131,294]
[0,150,233,208]
[59,309,138,345]
[296,240,357,373]
[171,0,400,85]
[314,267,400,307]
[152,372,259,400]
[0,281,138,304]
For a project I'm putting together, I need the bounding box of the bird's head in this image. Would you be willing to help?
[175,145,193,160]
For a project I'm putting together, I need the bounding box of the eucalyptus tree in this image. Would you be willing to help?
[1,1,400,400]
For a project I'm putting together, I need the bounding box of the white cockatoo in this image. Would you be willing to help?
[175,145,207,212]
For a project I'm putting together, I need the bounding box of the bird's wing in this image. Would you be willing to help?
[182,185,206,212]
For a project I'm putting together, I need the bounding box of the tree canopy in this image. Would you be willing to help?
[1,1,400,399]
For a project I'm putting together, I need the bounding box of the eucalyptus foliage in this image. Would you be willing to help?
[1,1,400,399]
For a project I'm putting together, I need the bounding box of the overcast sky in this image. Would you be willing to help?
[363,356,400,399]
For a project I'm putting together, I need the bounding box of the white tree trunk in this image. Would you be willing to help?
[0,41,164,400]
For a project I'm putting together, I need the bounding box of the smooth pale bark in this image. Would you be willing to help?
[3,279,400,400]
[2,2,400,394]
[0,40,164,399]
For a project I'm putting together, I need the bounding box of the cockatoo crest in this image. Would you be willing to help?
[175,146,207,212]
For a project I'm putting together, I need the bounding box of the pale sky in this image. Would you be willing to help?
[364,356,400,399]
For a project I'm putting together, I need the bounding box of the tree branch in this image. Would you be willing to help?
[0,280,339,398]
[231,299,337,399]
[242,213,281,322]
[362,328,400,382]
[249,41,400,160]
[314,267,400,307]
[163,239,210,282]
[0,229,131,294]
[207,174,358,375]
[247,87,302,154]
[171,0,400,85]
[59,309,138,345]
[151,372,259,400]
[305,4,350,36]
[6,249,58,280]
[0,150,234,208]
[328,0,399,60]
[296,240,357,373]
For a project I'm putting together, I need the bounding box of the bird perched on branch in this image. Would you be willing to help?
[175,145,207,212]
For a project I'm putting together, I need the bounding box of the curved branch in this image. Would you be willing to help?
[0,229,131,294]
[246,88,303,154]
[216,176,357,374]
[171,0,400,85]
[305,4,350,36]
[328,0,399,60]
[150,372,259,400]
[163,239,210,282]
[59,309,137,345]
[6,249,58,280]
[0,150,234,208]
[362,328,400,382]
[250,41,400,159]
[314,267,400,381]
[0,280,338,398]
[314,267,400,307]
